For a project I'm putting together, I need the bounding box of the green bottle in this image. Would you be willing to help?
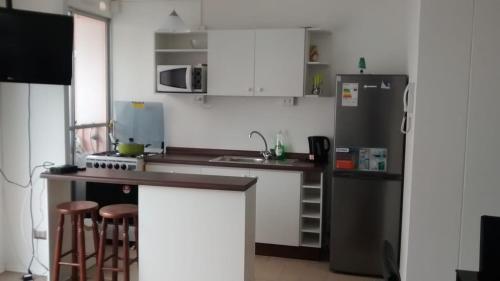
[275,131,286,160]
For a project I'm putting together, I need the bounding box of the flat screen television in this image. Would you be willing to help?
[0,8,73,85]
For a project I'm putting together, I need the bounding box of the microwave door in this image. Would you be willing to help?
[159,67,191,92]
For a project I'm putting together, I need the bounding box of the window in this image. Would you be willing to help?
[69,12,110,166]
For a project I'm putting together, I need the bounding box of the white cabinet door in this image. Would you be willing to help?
[200,166,251,178]
[207,30,255,96]
[146,163,201,174]
[254,29,305,97]
[250,169,302,246]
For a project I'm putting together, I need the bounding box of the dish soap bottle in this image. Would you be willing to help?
[275,131,286,160]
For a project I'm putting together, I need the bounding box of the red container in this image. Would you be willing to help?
[336,160,355,170]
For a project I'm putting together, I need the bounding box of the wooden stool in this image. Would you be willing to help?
[95,204,138,281]
[52,201,100,281]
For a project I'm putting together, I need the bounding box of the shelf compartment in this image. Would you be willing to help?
[155,52,207,66]
[301,232,320,248]
[301,217,321,233]
[303,172,322,187]
[155,32,207,50]
[302,202,321,218]
[302,188,321,203]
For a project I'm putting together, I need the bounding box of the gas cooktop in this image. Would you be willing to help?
[86,151,148,171]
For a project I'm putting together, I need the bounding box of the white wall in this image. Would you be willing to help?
[0,0,67,274]
[400,0,421,278]
[400,0,474,280]
[0,75,5,274]
[111,0,409,153]
[459,0,500,271]
[0,0,6,274]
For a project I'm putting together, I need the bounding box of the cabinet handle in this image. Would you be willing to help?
[248,87,253,92]
[258,87,264,92]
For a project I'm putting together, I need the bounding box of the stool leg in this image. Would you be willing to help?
[91,211,100,257]
[52,214,64,281]
[112,219,119,281]
[122,218,130,281]
[71,215,78,281]
[133,216,138,259]
[77,214,87,281]
[95,219,107,281]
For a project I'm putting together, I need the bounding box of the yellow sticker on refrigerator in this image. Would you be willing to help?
[342,83,359,107]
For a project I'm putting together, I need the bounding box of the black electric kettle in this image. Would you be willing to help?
[308,136,331,163]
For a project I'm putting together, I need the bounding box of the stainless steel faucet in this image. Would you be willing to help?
[249,130,272,160]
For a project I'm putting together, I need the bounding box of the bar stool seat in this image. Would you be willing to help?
[52,201,100,281]
[57,201,98,214]
[99,204,138,219]
[96,204,138,281]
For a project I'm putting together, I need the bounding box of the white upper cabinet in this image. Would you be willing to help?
[254,29,306,97]
[207,28,306,97]
[207,30,255,96]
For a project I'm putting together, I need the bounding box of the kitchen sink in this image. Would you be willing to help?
[209,156,298,166]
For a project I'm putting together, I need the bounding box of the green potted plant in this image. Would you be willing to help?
[312,73,324,95]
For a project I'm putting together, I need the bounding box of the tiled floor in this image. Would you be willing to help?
[0,255,381,281]
[0,271,46,281]
[254,256,381,281]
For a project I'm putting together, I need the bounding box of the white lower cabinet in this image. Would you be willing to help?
[146,163,202,174]
[147,163,303,246]
[200,166,250,177]
[250,169,302,246]
[201,166,302,246]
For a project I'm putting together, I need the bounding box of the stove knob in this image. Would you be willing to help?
[121,164,127,170]
[114,164,120,170]
[100,163,106,168]
[107,163,113,169]
[94,162,99,168]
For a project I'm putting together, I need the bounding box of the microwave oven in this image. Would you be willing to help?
[157,65,207,93]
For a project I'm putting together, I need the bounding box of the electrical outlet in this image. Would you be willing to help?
[33,229,47,240]
[282,97,296,106]
[193,95,206,104]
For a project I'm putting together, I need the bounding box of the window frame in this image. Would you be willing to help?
[67,9,112,164]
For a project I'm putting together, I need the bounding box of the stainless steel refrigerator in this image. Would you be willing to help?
[330,74,408,276]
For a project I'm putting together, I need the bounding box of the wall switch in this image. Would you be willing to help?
[33,229,47,240]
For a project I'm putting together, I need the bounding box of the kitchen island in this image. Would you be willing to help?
[41,169,257,281]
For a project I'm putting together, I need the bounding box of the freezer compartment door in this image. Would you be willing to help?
[330,176,402,276]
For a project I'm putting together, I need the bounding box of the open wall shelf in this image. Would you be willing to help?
[154,32,208,94]
[300,171,324,248]
[304,28,333,97]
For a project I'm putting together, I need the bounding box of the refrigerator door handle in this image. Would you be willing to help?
[363,85,378,89]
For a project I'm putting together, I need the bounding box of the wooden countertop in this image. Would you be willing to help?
[146,147,327,172]
[40,169,257,192]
